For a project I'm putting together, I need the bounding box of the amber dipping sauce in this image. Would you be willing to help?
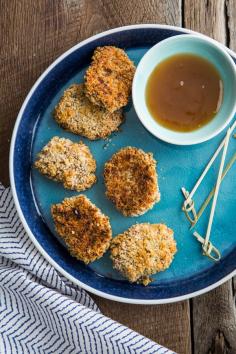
[146,54,223,132]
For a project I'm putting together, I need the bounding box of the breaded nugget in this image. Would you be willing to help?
[54,84,124,140]
[104,147,160,216]
[51,195,112,264]
[85,46,135,112]
[34,137,96,191]
[110,223,176,285]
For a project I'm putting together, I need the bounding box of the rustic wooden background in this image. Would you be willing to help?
[1,1,236,353]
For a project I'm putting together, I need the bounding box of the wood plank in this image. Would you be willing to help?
[227,0,236,51]
[94,296,191,354]
[192,283,236,354]
[96,0,182,27]
[0,1,191,353]
[184,1,236,353]
[184,0,226,43]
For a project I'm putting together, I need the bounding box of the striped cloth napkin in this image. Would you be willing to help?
[0,184,174,354]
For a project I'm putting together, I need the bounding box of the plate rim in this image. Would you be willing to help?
[9,23,236,304]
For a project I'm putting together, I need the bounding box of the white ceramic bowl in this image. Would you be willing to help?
[132,34,236,145]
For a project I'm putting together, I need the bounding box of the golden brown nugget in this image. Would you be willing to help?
[104,147,160,216]
[51,195,112,264]
[110,223,177,285]
[34,137,96,191]
[85,46,135,112]
[54,84,123,140]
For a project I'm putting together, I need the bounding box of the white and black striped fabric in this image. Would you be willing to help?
[0,184,174,354]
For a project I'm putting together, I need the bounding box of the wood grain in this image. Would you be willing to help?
[184,0,227,43]
[184,1,236,353]
[94,297,191,354]
[98,0,182,27]
[192,283,236,354]
[226,0,236,51]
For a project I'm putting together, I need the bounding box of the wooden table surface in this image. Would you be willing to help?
[1,1,236,353]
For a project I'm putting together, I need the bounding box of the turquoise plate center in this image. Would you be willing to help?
[31,47,236,285]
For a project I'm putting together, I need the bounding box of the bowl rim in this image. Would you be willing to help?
[132,33,236,146]
[9,24,236,304]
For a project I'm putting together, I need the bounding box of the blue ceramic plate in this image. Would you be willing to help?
[10,25,236,304]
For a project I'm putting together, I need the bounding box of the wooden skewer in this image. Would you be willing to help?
[203,128,231,249]
[184,120,236,206]
[182,120,236,227]
[190,152,236,228]
[193,128,231,260]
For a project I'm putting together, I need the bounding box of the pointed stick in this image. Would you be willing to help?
[184,120,236,205]
[190,152,236,229]
[203,128,231,250]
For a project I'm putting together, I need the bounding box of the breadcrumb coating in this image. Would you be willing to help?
[34,137,96,191]
[110,223,177,285]
[104,147,160,216]
[85,46,135,112]
[51,195,112,264]
[54,84,124,140]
